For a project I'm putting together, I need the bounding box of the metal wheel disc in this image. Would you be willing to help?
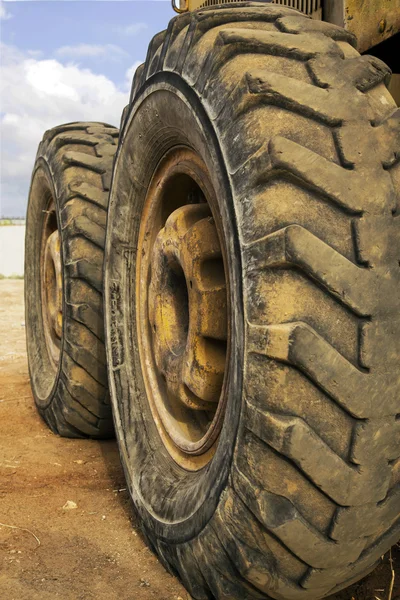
[137,147,230,470]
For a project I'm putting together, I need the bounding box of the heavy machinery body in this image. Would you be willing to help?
[175,0,400,52]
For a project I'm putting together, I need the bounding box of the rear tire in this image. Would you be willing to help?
[106,4,400,598]
[25,122,118,438]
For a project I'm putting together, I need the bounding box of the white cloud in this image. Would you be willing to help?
[55,43,129,60]
[114,22,148,36]
[0,43,134,217]
[0,1,12,19]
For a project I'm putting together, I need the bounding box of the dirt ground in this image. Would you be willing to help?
[0,279,399,600]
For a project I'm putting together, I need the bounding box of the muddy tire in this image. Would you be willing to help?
[105,4,400,598]
[25,122,118,438]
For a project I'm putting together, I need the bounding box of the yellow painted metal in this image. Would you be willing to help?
[41,203,62,368]
[44,229,63,342]
[174,0,323,16]
[172,0,400,51]
[325,0,400,52]
[149,203,227,410]
[188,0,322,11]
[137,147,230,470]
[188,0,208,8]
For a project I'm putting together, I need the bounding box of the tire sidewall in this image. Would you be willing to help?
[25,158,64,409]
[105,75,244,543]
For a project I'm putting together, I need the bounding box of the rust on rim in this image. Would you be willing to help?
[137,148,230,471]
[41,200,62,368]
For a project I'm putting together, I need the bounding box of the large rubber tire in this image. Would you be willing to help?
[105,4,400,599]
[25,122,118,438]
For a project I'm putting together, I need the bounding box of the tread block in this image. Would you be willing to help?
[247,321,398,418]
[47,395,85,438]
[86,125,119,137]
[379,108,400,169]
[326,561,381,596]
[119,104,130,133]
[64,236,104,267]
[65,237,104,292]
[269,136,366,213]
[62,197,107,229]
[174,6,305,73]
[349,55,392,92]
[184,28,342,92]
[65,278,102,315]
[66,304,104,342]
[43,123,90,144]
[333,120,380,168]
[332,486,400,541]
[246,71,359,126]
[244,224,373,316]
[56,384,110,438]
[214,501,276,595]
[130,63,145,104]
[214,489,309,599]
[50,133,98,150]
[158,541,213,600]
[65,260,103,293]
[94,142,118,159]
[354,213,400,268]
[232,466,366,569]
[145,29,167,78]
[309,54,391,92]
[245,402,391,506]
[62,354,108,415]
[63,342,107,386]
[68,181,109,210]
[58,380,99,428]
[192,527,265,600]
[351,418,400,465]
[302,519,400,591]
[63,151,107,174]
[160,12,192,72]
[64,320,107,378]
[276,16,357,48]
[64,215,106,249]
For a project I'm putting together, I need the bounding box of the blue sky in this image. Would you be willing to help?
[2,1,174,87]
[0,1,176,217]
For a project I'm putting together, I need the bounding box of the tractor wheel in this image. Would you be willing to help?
[25,122,118,438]
[105,4,400,599]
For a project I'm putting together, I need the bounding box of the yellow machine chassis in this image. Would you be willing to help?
[172,0,400,53]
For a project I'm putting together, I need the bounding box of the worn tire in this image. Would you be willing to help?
[25,122,118,438]
[106,3,400,599]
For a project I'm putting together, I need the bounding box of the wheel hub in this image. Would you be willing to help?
[41,207,62,366]
[150,203,227,410]
[137,149,229,468]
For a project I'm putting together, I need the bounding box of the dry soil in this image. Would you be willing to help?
[0,280,398,600]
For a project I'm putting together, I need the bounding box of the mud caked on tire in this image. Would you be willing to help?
[25,122,118,438]
[105,3,400,599]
